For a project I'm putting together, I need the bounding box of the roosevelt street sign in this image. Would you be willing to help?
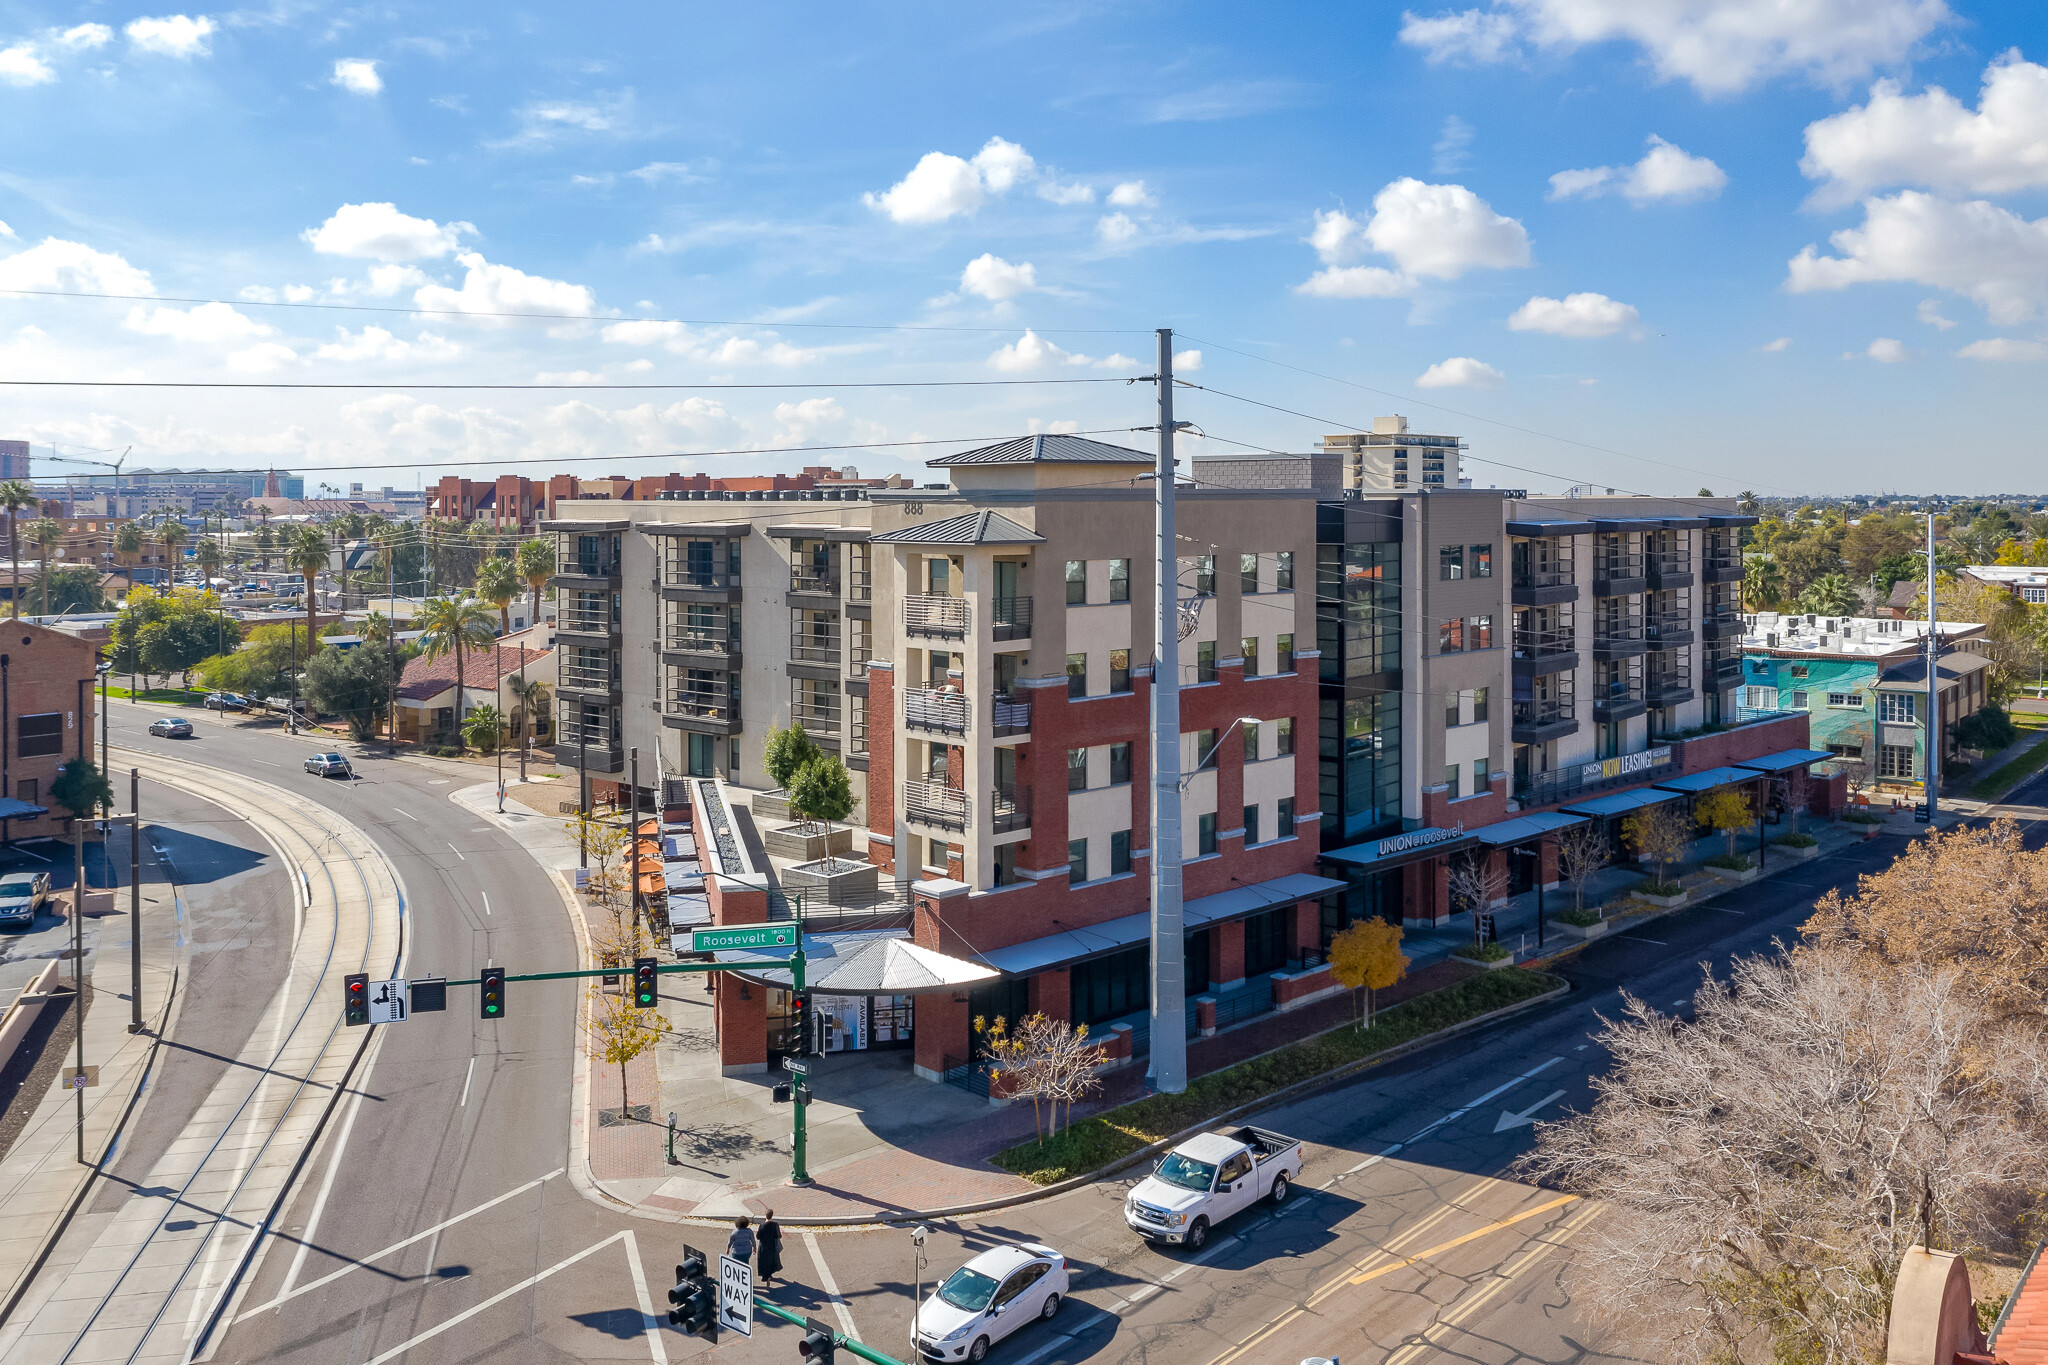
[691,924,798,953]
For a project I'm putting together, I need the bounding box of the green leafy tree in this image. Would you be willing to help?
[763,722,822,791]
[0,480,35,617]
[194,536,225,588]
[786,753,854,824]
[52,757,113,823]
[475,554,521,633]
[116,587,244,688]
[305,643,395,741]
[194,622,300,699]
[516,535,554,628]
[27,518,61,617]
[414,592,497,752]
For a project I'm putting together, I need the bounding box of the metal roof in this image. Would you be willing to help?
[1562,786,1682,818]
[928,433,1154,467]
[1653,766,1761,794]
[1734,748,1836,774]
[871,510,1045,546]
[1506,518,1595,538]
[1472,811,1587,846]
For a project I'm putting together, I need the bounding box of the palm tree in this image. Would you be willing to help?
[414,593,497,751]
[508,674,550,755]
[0,480,36,617]
[475,554,521,634]
[287,523,331,650]
[1737,490,1760,516]
[28,518,62,617]
[157,519,189,584]
[1742,555,1783,612]
[516,536,554,630]
[114,522,144,583]
[194,536,225,590]
[1797,573,1859,616]
[255,523,275,572]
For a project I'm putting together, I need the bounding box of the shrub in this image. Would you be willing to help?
[1953,704,2017,754]
[1462,941,1512,962]
[1704,853,1756,871]
[1636,879,1685,898]
[1843,809,1885,825]
[1556,907,1602,927]
[1771,831,1819,848]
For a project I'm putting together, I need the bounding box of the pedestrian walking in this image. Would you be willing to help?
[756,1208,783,1286]
[726,1216,756,1267]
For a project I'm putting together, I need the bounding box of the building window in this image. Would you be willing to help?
[1827,692,1863,709]
[1109,648,1131,694]
[1790,665,1809,679]
[1068,748,1089,792]
[1197,812,1218,856]
[1195,555,1215,594]
[1242,553,1260,596]
[1879,744,1916,779]
[1472,544,1493,578]
[1439,617,1464,653]
[1473,687,1489,724]
[1276,633,1294,673]
[925,837,949,873]
[1066,560,1086,605]
[1790,690,1809,709]
[1243,722,1260,763]
[1069,944,1149,1026]
[1472,759,1488,796]
[15,779,36,808]
[1110,829,1132,875]
[1068,839,1088,882]
[1067,653,1087,698]
[1196,728,1219,769]
[1241,636,1259,676]
[1444,764,1460,798]
[1244,804,1260,844]
[1109,558,1130,603]
[1827,743,1865,758]
[1439,544,1464,580]
[1471,614,1494,649]
[1879,693,1916,723]
[1197,640,1217,683]
[1446,689,1461,728]
[1277,796,1294,830]
[1741,685,1779,711]
[1276,551,1294,591]
[993,844,1019,886]
[16,713,61,758]
[1109,742,1132,785]
[1276,717,1294,755]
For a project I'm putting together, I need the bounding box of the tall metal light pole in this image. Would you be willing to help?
[1924,507,1939,825]
[1147,328,1187,1095]
[127,767,141,1033]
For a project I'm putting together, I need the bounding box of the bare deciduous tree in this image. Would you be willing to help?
[1517,948,2048,1365]
[976,1013,1105,1141]
[1557,824,1611,914]
[1447,852,1510,948]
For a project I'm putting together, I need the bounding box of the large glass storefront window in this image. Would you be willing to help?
[1069,946,1150,1027]
[1317,538,1403,846]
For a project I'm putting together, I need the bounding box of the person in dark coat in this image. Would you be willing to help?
[756,1208,783,1286]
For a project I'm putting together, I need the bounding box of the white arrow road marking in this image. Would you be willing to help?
[1493,1090,1567,1133]
[1327,1057,1565,1182]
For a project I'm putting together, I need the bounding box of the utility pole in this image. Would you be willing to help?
[387,531,397,758]
[791,892,810,1184]
[628,747,641,933]
[128,767,141,1033]
[1147,328,1188,1096]
[1923,506,1939,825]
[72,811,85,1164]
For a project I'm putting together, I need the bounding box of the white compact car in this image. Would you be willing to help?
[913,1243,1067,1362]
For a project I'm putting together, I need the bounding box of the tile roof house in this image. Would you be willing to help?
[395,643,551,747]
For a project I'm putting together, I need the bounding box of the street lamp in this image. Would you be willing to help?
[1180,717,1265,791]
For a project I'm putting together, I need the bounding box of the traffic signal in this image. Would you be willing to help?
[633,957,658,1009]
[667,1248,716,1340]
[343,974,369,1026]
[789,991,811,1055]
[797,1326,835,1361]
[480,966,506,1020]
[772,1082,791,1104]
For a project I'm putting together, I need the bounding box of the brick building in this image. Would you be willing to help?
[0,621,101,840]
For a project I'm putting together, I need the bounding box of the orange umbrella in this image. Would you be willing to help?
[632,853,663,874]
[637,873,665,897]
[637,819,661,836]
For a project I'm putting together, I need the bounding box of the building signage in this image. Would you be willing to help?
[691,925,798,953]
[1375,823,1465,858]
[1580,746,1672,785]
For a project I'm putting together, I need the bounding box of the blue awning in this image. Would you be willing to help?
[1654,766,1763,794]
[1735,748,1835,775]
[0,798,48,820]
[1472,811,1587,846]
[1562,786,1682,818]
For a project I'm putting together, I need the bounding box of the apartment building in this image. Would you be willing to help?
[1317,416,1464,492]
[0,620,101,843]
[0,440,28,482]
[1959,564,2048,604]
[433,467,909,533]
[1738,613,1988,788]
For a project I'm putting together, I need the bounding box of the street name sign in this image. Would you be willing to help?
[718,1255,754,1337]
[691,925,797,953]
[782,1056,808,1076]
[366,978,409,1024]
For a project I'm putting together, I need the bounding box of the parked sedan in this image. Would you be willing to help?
[202,691,249,711]
[0,870,49,929]
[148,717,194,738]
[304,753,353,778]
[914,1244,1067,1362]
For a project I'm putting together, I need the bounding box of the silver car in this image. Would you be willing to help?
[0,870,50,929]
[305,753,353,778]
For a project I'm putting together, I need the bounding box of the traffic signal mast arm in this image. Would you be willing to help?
[754,1298,906,1365]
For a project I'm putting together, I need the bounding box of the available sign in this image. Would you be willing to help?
[691,925,798,953]
[1580,746,1672,785]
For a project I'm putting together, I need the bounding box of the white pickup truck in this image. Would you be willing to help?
[1123,1125,1303,1250]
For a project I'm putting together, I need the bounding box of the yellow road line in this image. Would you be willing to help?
[1349,1193,1578,1284]
[1383,1201,1603,1365]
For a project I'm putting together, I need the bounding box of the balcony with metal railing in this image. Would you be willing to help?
[1512,690,1578,744]
[663,561,736,591]
[1701,543,1743,584]
[846,569,873,603]
[905,686,968,736]
[1645,548,1694,590]
[557,551,622,581]
[991,596,1033,641]
[558,659,620,694]
[1644,611,1694,649]
[905,594,969,639]
[790,568,840,597]
[1511,623,1577,676]
[1645,663,1694,707]
[1510,557,1578,607]
[559,604,619,638]
[665,681,739,734]
[1707,653,1744,688]
[664,619,735,657]
[905,779,968,832]
[1591,614,1647,661]
[1592,673,1646,722]
[789,622,842,667]
[1593,549,1647,598]
[991,785,1031,834]
[791,692,841,732]
[1700,607,1743,640]
[991,693,1032,737]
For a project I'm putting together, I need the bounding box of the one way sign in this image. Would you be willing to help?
[366,979,409,1024]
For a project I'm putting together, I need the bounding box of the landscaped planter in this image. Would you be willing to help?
[1555,918,1607,940]
[1703,862,1760,884]
[764,822,855,862]
[1450,953,1518,971]
[783,855,879,902]
[751,789,792,822]
[1637,888,1689,909]
[1771,841,1821,862]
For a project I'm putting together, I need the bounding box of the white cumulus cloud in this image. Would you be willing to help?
[0,222,12,238]
[1037,180,1094,205]
[864,137,1049,224]
[55,23,111,50]
[1550,136,1727,203]
[1761,336,1793,351]
[1786,191,2048,324]
[1397,0,1952,95]
[1917,299,1956,329]
[123,301,271,344]
[1296,182,1529,298]
[1863,337,1908,361]
[1172,349,1202,372]
[1097,212,1140,245]
[0,238,154,294]
[1108,181,1156,208]
[304,203,471,261]
[1508,292,1641,337]
[313,326,458,362]
[413,252,594,326]
[0,45,53,85]
[1417,356,1505,387]
[986,330,1136,373]
[959,253,1037,302]
[227,342,297,373]
[1801,52,2048,205]
[1957,336,2048,360]
[125,14,215,58]
[331,58,381,95]
[1295,266,1413,299]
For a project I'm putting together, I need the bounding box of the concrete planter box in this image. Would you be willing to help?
[1770,841,1821,862]
[1450,953,1518,972]
[750,789,792,822]
[764,822,854,862]
[1703,862,1760,884]
[783,856,879,902]
[1555,918,1607,940]
[1637,888,1689,909]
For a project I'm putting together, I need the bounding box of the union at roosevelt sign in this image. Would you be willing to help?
[1580,746,1673,785]
[1375,823,1465,858]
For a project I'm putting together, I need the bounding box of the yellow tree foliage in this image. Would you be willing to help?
[1329,918,1409,1028]
[1803,817,2048,1024]
[1622,803,1693,888]
[1691,788,1753,858]
[587,983,668,1120]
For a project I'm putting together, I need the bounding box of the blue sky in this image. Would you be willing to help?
[1,0,2045,495]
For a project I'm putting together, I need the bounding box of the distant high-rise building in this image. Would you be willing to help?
[1318,416,1464,492]
[0,440,29,482]
[264,468,281,498]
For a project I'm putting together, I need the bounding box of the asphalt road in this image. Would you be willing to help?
[79,701,2048,1365]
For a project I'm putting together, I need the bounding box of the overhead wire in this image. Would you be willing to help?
[0,375,1143,392]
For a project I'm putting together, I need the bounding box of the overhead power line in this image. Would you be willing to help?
[0,376,1141,392]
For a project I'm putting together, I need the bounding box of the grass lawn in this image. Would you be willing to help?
[103,685,207,705]
[1969,725,2048,801]
[991,968,1564,1185]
